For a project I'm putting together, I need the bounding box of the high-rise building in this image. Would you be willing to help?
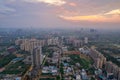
[105,61,120,79]
[15,38,22,45]
[47,37,59,46]
[32,46,43,68]
[118,69,120,80]
[73,40,82,47]
[84,37,88,44]
[17,38,45,52]
[90,49,106,69]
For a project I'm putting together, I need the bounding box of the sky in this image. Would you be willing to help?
[0,0,120,29]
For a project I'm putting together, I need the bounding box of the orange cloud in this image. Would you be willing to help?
[69,2,77,7]
[59,9,120,23]
[105,9,120,15]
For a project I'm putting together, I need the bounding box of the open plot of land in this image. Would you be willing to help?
[0,54,16,68]
[69,54,92,69]
[1,61,30,75]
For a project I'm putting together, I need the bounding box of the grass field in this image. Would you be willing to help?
[1,61,30,75]
[0,54,16,68]
[69,54,93,69]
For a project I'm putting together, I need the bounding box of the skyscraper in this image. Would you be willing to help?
[32,46,43,68]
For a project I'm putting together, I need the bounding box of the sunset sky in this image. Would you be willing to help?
[0,0,120,29]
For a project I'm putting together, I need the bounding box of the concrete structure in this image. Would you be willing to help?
[79,47,90,54]
[90,49,106,69]
[16,39,45,52]
[105,61,120,79]
[76,75,81,80]
[81,69,88,80]
[84,37,88,44]
[47,37,59,45]
[32,46,43,68]
[23,56,32,64]
[73,40,82,47]
[15,38,23,45]
[62,46,68,52]
[118,70,120,80]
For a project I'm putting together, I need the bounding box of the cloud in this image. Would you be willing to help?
[0,5,15,15]
[59,9,120,23]
[59,15,104,22]
[68,2,77,7]
[23,0,66,6]
[105,9,120,15]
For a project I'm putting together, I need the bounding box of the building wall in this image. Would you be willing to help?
[32,46,43,68]
[105,61,120,79]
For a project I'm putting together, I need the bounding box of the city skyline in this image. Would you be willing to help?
[0,0,120,29]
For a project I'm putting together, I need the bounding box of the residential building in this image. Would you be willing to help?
[32,46,43,68]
